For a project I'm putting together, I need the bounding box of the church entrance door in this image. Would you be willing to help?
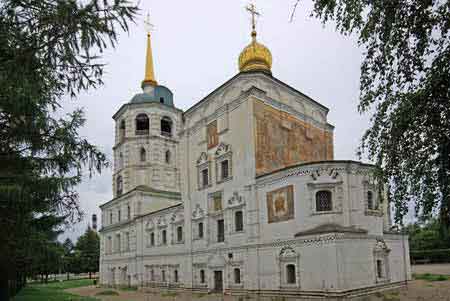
[213,270,223,292]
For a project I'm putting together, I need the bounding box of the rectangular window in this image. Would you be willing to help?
[217,219,225,242]
[235,211,244,232]
[118,209,121,222]
[162,230,167,245]
[221,160,229,180]
[110,211,113,224]
[234,268,241,284]
[207,120,218,149]
[177,226,183,242]
[202,168,209,187]
[125,232,130,251]
[107,237,112,254]
[198,222,204,238]
[376,260,383,278]
[150,232,155,246]
[116,234,121,253]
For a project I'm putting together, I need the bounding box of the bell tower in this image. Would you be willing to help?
[111,13,182,198]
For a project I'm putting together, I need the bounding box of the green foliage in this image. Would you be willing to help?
[75,228,100,276]
[413,273,450,282]
[406,219,450,250]
[304,0,450,230]
[410,249,450,264]
[0,0,137,298]
[13,279,97,301]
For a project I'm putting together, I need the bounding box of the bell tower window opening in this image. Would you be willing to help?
[316,190,332,212]
[160,97,164,103]
[116,175,123,196]
[161,116,173,137]
[119,120,126,140]
[135,114,149,135]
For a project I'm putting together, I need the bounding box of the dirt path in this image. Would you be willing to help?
[412,263,450,276]
[67,280,450,301]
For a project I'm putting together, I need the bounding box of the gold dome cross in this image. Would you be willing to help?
[246,3,260,33]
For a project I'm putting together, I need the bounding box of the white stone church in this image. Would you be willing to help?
[99,7,411,298]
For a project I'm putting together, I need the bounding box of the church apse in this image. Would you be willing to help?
[253,100,333,177]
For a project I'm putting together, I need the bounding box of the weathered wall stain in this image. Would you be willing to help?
[254,100,333,176]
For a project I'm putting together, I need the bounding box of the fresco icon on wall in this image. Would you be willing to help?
[267,185,294,223]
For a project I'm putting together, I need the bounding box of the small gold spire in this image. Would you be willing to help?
[142,12,157,87]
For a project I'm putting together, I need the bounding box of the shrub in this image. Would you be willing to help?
[410,249,450,263]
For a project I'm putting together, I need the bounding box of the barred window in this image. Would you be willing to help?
[315,190,332,212]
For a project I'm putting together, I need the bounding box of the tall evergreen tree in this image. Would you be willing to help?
[0,0,137,299]
[293,0,450,230]
[76,228,100,279]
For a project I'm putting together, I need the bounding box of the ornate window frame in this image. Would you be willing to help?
[170,210,185,245]
[197,152,211,190]
[191,204,205,241]
[227,192,246,235]
[215,143,232,184]
[373,239,391,283]
[307,182,343,215]
[277,246,300,289]
[363,180,383,217]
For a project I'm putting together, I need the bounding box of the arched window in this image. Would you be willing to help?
[235,211,243,232]
[367,191,374,210]
[316,190,332,212]
[200,270,205,283]
[177,226,183,242]
[151,269,154,281]
[174,270,179,283]
[162,270,166,282]
[116,175,123,196]
[135,114,149,135]
[198,222,204,238]
[234,268,241,284]
[127,204,131,219]
[161,116,173,137]
[286,264,296,284]
[165,150,171,164]
[140,147,146,162]
[119,120,126,140]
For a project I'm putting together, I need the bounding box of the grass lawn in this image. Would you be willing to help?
[13,279,98,301]
[413,273,450,281]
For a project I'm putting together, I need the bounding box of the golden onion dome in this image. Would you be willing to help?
[238,31,272,74]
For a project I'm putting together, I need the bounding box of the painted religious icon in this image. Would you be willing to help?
[266,185,294,223]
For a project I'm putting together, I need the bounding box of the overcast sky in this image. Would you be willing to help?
[60,0,371,241]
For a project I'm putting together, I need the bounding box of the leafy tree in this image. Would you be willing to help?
[75,228,100,279]
[406,218,450,251]
[0,0,137,298]
[293,1,450,230]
